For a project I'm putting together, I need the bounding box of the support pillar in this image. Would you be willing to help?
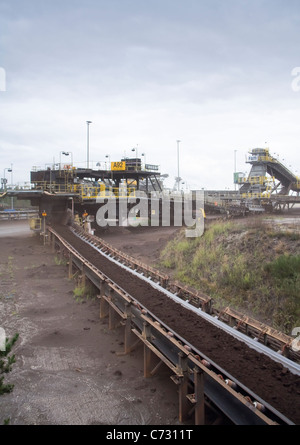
[143,322,155,378]
[99,297,109,319]
[124,302,132,354]
[80,265,86,288]
[194,366,205,425]
[51,232,55,253]
[68,253,73,279]
[108,288,116,330]
[59,245,64,263]
[99,280,108,319]
[178,352,189,423]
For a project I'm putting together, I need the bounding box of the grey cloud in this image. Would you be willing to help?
[1,0,300,188]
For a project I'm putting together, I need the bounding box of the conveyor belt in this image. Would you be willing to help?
[48,225,300,425]
[71,225,299,361]
[73,227,300,376]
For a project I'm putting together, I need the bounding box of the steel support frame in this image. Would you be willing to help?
[48,227,284,426]
[71,224,298,359]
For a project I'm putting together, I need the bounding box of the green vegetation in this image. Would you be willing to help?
[54,255,68,266]
[0,333,19,424]
[160,219,300,334]
[264,255,300,330]
[0,333,19,396]
[73,282,97,303]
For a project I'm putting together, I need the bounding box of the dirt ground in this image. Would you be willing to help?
[1,214,299,425]
[94,225,181,267]
[0,220,180,425]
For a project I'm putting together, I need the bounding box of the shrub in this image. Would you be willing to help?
[0,333,19,395]
[264,254,300,280]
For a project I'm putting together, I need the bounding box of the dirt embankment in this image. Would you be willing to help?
[156,217,300,333]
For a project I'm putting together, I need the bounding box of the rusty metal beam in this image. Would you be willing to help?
[69,224,298,356]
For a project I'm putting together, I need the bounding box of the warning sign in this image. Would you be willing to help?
[111,161,126,171]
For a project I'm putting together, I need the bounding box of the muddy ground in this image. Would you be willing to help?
[0,221,180,425]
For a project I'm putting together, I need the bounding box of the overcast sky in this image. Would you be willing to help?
[1,0,300,190]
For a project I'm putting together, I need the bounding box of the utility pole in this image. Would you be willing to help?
[177,140,181,191]
[86,121,92,168]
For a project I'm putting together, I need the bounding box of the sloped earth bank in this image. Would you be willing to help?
[0,222,180,425]
[55,224,300,425]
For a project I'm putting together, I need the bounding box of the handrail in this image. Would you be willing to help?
[30,182,137,200]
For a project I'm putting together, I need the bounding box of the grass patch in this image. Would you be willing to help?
[264,254,300,280]
[54,256,68,266]
[73,282,97,303]
[264,254,300,331]
[159,219,300,333]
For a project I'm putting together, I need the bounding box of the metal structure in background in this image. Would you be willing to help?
[29,157,163,198]
[232,147,300,212]
[238,148,300,195]
[2,148,300,219]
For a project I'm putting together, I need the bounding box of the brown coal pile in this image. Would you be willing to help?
[54,225,300,424]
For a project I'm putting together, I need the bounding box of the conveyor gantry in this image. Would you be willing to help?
[238,148,300,196]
